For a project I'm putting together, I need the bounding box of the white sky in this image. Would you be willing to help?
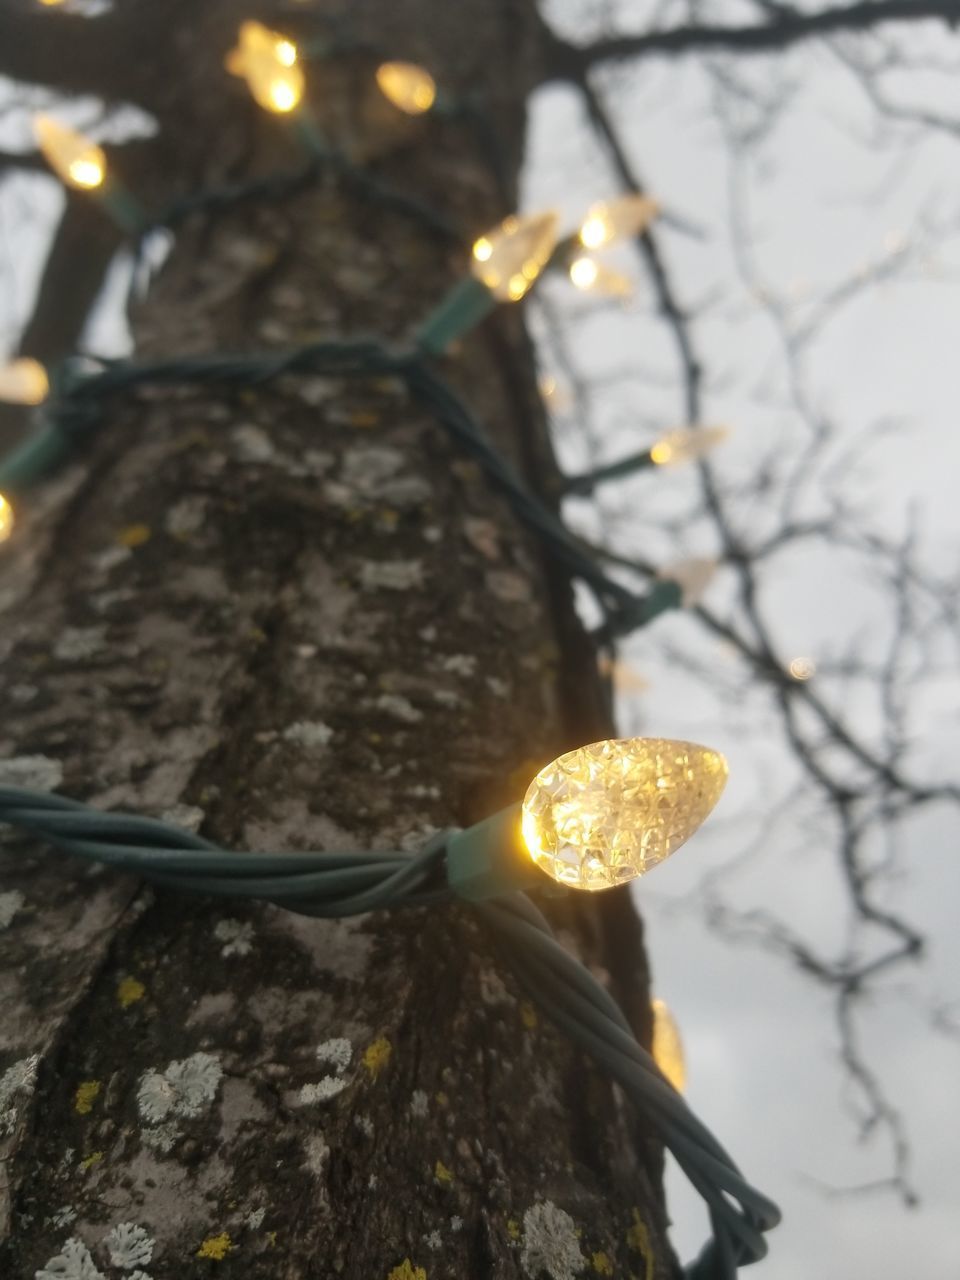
[526,3,960,1276]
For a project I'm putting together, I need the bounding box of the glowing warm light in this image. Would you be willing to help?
[225,21,305,114]
[658,558,718,607]
[376,62,437,115]
[651,998,686,1092]
[579,194,660,250]
[0,494,13,544]
[471,212,559,302]
[598,654,649,694]
[649,426,729,468]
[521,737,728,891]
[788,657,815,681]
[568,255,632,298]
[0,358,49,406]
[33,115,105,190]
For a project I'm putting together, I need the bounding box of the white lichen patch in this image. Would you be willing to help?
[425,1231,442,1250]
[316,1038,352,1073]
[410,1089,429,1119]
[440,654,476,678]
[137,1052,222,1127]
[299,1036,353,1105]
[432,690,461,709]
[0,754,63,792]
[298,1078,348,1104]
[105,1222,154,1270]
[335,446,431,508]
[50,1206,77,1229]
[90,545,131,575]
[213,918,254,957]
[232,424,275,462]
[303,1133,330,1178]
[450,1216,463,1233]
[520,1202,585,1280]
[283,720,334,749]
[54,627,106,662]
[486,569,533,604]
[159,804,205,834]
[486,677,510,699]
[374,693,422,724]
[35,1237,105,1280]
[164,495,207,538]
[0,1052,39,1135]
[9,683,37,704]
[353,1114,374,1137]
[245,1207,266,1231]
[140,1121,179,1154]
[359,560,424,592]
[407,784,440,800]
[0,890,25,929]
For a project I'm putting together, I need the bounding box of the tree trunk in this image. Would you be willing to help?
[0,3,669,1277]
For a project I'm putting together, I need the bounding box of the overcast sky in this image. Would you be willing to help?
[526,3,960,1276]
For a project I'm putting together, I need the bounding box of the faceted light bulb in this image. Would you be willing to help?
[0,358,49,406]
[376,62,437,115]
[649,426,729,467]
[788,657,815,681]
[651,998,686,1092]
[521,737,728,891]
[0,493,13,544]
[33,115,105,190]
[579,194,660,250]
[568,256,632,298]
[225,21,304,114]
[471,212,559,302]
[658,557,718,607]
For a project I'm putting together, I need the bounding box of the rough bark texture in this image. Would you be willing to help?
[0,3,669,1278]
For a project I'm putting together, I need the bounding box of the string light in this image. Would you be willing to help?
[788,657,815,681]
[520,737,728,892]
[651,998,686,1092]
[471,211,559,302]
[579,193,660,249]
[0,493,13,544]
[0,357,49,406]
[376,62,437,115]
[225,20,304,114]
[418,211,559,352]
[658,557,717,607]
[568,255,632,298]
[650,425,729,467]
[33,115,105,190]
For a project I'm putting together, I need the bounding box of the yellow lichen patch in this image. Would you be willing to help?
[592,1251,614,1275]
[266,1231,277,1248]
[117,976,145,1008]
[434,1160,453,1185]
[117,523,151,548]
[197,1232,233,1260]
[434,1091,448,1108]
[626,1211,653,1280]
[79,1151,103,1170]
[520,1002,538,1030]
[363,1036,392,1079]
[74,1081,101,1115]
[350,410,379,429]
[506,1218,520,1241]
[387,1262,426,1280]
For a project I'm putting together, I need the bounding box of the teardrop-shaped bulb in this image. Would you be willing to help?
[579,194,660,249]
[376,62,437,115]
[0,358,49,406]
[33,115,105,190]
[521,737,728,891]
[0,493,14,544]
[471,211,559,302]
[225,21,304,113]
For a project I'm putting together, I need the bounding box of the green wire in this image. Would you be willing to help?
[0,786,780,1277]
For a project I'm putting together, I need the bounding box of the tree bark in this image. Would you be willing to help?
[0,3,668,1277]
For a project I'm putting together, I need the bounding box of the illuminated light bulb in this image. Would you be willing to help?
[33,115,105,190]
[651,998,686,1092]
[598,654,649,694]
[788,657,815,681]
[470,212,559,302]
[649,426,729,468]
[0,493,13,544]
[658,558,718,608]
[376,62,437,115]
[521,737,728,891]
[579,194,660,250]
[225,21,305,114]
[568,255,632,298]
[0,357,49,406]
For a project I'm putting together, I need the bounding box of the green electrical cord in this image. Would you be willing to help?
[0,786,780,1278]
